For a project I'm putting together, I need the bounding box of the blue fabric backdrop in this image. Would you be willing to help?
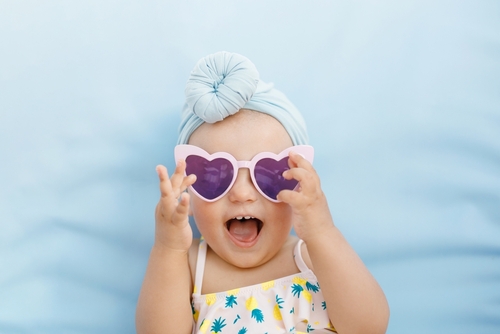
[1,1,499,333]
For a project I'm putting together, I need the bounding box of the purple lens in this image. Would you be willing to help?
[186,155,234,200]
[254,157,298,200]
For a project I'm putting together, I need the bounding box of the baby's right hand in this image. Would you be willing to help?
[154,161,196,253]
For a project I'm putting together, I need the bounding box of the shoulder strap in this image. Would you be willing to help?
[193,238,208,296]
[293,239,310,272]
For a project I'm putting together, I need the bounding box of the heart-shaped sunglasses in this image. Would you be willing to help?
[174,145,314,202]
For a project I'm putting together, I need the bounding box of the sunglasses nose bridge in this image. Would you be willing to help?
[235,160,252,170]
[227,160,259,202]
[234,161,254,186]
[233,160,254,186]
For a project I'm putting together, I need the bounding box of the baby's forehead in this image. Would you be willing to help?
[222,109,280,124]
[188,110,293,155]
[193,109,288,136]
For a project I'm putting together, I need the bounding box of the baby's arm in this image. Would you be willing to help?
[136,162,196,334]
[279,152,390,334]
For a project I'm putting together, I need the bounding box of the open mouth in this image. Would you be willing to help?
[225,216,263,243]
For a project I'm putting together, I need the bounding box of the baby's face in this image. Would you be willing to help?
[188,109,294,269]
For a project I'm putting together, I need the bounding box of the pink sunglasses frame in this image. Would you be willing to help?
[174,144,314,202]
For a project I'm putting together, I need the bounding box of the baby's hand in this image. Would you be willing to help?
[277,151,334,242]
[154,161,196,252]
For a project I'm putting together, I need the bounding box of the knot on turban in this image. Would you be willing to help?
[185,51,259,123]
[178,51,308,145]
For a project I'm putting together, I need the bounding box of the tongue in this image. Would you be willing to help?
[228,219,259,242]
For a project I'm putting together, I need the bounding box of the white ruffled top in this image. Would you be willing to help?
[191,239,336,334]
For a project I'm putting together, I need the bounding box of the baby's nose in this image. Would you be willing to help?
[227,168,258,203]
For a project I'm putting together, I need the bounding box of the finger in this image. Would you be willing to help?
[277,188,304,207]
[288,151,315,172]
[284,167,319,192]
[172,160,197,198]
[157,165,174,199]
[283,168,323,203]
[171,192,191,225]
[170,160,188,191]
[180,174,197,193]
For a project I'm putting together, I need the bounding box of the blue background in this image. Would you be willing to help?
[1,1,499,333]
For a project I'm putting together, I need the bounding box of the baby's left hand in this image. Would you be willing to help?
[277,151,335,242]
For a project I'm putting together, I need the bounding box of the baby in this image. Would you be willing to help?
[136,52,389,334]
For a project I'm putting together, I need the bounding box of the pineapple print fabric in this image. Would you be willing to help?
[191,239,336,333]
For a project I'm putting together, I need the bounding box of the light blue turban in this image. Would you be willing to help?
[177,51,309,145]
